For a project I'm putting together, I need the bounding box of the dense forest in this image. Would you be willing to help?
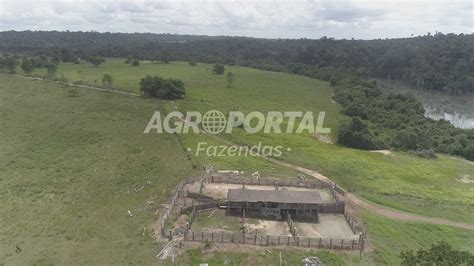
[0,30,473,94]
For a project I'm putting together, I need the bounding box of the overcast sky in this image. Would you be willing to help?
[0,0,472,39]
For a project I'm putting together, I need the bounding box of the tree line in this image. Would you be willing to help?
[0,30,472,94]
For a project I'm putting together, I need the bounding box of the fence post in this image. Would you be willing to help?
[254,234,257,244]
[308,238,310,247]
[318,238,322,249]
[287,236,290,246]
[278,236,280,245]
[329,238,332,249]
[297,236,300,247]
[341,239,344,249]
[192,231,195,241]
[352,239,354,250]
[221,232,224,243]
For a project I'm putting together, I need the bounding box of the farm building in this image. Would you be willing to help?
[227,188,322,220]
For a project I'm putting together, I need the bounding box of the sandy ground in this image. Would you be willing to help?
[246,219,292,236]
[198,183,335,203]
[458,175,474,184]
[313,133,333,144]
[295,214,357,239]
[370,150,393,156]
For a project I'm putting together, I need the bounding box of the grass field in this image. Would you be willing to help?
[38,58,474,223]
[2,58,473,264]
[0,74,293,264]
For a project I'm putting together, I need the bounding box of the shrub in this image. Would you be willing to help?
[131,59,140,67]
[408,149,437,159]
[212,64,225,74]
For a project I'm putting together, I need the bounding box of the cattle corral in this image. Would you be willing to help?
[160,172,366,253]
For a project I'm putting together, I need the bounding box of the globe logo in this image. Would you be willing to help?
[202,110,227,134]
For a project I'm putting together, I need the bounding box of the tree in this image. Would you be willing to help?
[131,59,140,66]
[0,55,18,74]
[46,62,58,77]
[400,241,474,265]
[102,74,113,88]
[464,144,474,161]
[59,48,75,62]
[21,58,36,75]
[139,75,185,99]
[154,50,171,63]
[337,117,382,150]
[213,64,225,74]
[188,59,197,66]
[226,72,234,87]
[86,56,105,67]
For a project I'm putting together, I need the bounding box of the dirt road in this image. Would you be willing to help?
[266,157,474,230]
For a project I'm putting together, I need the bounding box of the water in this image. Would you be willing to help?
[377,80,474,129]
[424,106,474,129]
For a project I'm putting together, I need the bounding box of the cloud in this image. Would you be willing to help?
[0,0,472,39]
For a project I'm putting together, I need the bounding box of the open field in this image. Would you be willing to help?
[35,58,474,223]
[0,74,294,264]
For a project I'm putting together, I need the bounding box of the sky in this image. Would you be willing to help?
[0,0,472,39]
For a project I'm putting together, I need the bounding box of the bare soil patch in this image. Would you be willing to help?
[370,150,393,156]
[313,133,333,144]
[295,214,357,239]
[246,219,292,236]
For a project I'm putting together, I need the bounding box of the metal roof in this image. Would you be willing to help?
[227,189,321,204]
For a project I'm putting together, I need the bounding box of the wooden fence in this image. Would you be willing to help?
[184,231,363,251]
[179,200,228,215]
[160,177,193,237]
[344,211,357,234]
[287,213,298,237]
[210,175,331,189]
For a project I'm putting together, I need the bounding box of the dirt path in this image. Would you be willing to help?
[10,73,474,230]
[265,157,474,230]
[10,74,140,97]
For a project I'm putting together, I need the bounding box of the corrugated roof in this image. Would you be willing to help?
[227,189,321,204]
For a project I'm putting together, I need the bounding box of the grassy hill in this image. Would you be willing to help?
[1,59,472,264]
[41,59,474,223]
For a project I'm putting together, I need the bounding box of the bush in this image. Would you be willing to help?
[212,64,225,74]
[67,89,79,97]
[131,59,140,67]
[408,149,437,159]
[400,241,474,265]
[188,59,197,66]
